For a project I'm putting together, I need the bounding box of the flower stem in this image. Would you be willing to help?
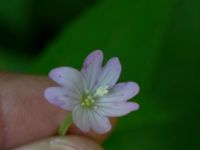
[58,112,73,136]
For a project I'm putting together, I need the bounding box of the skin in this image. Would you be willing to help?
[0,72,116,150]
[13,136,104,150]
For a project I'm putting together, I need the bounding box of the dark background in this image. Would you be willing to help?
[0,0,199,149]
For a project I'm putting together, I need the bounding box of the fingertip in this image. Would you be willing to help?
[14,135,103,150]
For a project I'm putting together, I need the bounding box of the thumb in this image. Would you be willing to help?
[13,135,103,150]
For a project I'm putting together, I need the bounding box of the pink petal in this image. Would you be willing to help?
[49,67,84,96]
[44,87,80,110]
[97,102,139,117]
[81,50,103,91]
[72,105,111,133]
[72,105,90,132]
[95,57,121,89]
[99,82,140,102]
[88,110,111,134]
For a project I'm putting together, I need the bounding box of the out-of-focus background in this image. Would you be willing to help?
[0,0,199,149]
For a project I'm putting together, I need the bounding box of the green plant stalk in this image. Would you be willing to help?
[58,112,73,136]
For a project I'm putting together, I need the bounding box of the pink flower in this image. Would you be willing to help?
[44,50,139,134]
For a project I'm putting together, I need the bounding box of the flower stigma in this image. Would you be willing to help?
[81,86,109,108]
[81,95,95,107]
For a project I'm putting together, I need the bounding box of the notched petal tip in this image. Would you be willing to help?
[83,50,103,66]
[44,87,67,107]
[93,49,103,54]
[44,87,57,105]
[89,50,103,58]
[49,67,66,81]
[97,57,122,88]
[92,49,103,56]
[108,57,121,72]
[127,81,140,97]
[90,113,112,134]
[129,102,140,111]
[96,124,112,134]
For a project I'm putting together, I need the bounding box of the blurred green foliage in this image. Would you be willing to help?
[0,0,199,149]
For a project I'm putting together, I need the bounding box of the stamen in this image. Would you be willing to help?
[81,95,95,107]
[94,86,109,97]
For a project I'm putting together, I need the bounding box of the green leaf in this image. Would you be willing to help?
[0,48,30,72]
[30,0,174,86]
[29,0,200,150]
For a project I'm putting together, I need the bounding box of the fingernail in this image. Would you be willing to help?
[13,136,103,150]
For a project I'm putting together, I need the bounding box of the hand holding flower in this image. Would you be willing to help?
[0,72,110,149]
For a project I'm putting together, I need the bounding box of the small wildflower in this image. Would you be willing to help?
[44,50,139,134]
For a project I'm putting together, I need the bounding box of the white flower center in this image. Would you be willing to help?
[81,86,109,108]
[81,96,95,107]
